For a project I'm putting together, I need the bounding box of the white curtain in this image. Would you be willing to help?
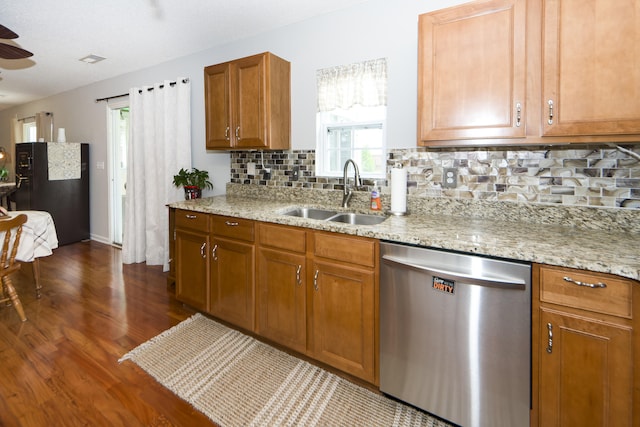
[122,78,191,271]
[316,58,387,112]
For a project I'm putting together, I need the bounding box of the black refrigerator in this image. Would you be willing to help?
[14,142,90,246]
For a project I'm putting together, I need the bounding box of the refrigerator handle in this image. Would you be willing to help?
[16,174,28,188]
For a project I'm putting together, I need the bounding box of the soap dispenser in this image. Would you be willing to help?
[370,181,382,211]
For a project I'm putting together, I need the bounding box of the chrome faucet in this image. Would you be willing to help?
[342,159,362,208]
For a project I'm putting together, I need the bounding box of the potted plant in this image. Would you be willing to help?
[172,167,213,200]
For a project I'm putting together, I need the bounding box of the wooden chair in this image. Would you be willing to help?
[0,214,28,321]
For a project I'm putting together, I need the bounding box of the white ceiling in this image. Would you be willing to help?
[0,0,369,111]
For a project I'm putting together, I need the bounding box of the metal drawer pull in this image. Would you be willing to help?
[313,270,319,291]
[516,102,522,127]
[296,265,302,286]
[225,221,239,226]
[186,214,197,219]
[563,276,607,288]
[211,244,218,261]
[200,242,207,258]
[546,323,553,353]
[235,126,240,140]
[225,126,230,140]
[547,99,554,125]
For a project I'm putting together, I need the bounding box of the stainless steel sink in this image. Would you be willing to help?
[282,207,387,225]
[326,212,387,225]
[282,207,339,220]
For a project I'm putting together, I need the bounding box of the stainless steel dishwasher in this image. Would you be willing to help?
[380,241,531,427]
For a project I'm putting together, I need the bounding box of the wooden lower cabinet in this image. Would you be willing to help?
[533,264,637,427]
[309,231,378,384]
[257,223,379,384]
[210,235,255,331]
[209,216,255,332]
[538,308,632,427]
[174,209,210,311]
[309,259,376,383]
[257,224,307,353]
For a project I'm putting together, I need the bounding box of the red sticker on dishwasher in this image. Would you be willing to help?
[433,276,455,294]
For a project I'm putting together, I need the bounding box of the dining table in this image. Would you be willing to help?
[4,210,59,297]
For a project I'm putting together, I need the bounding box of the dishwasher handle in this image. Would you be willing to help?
[382,254,526,290]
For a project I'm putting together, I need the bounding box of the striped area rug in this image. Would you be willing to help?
[119,313,452,427]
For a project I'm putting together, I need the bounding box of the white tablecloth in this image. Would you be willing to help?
[7,210,59,262]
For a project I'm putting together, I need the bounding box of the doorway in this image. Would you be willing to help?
[108,101,129,246]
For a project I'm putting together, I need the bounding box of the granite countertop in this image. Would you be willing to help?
[169,194,640,281]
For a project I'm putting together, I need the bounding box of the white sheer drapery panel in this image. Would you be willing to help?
[316,58,387,112]
[122,79,191,271]
[11,117,20,144]
[35,112,53,142]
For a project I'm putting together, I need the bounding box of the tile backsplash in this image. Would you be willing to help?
[230,145,640,210]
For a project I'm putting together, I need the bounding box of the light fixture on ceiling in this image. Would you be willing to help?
[79,54,106,64]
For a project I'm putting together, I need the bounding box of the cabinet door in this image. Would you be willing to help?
[232,54,268,149]
[538,308,633,427]
[210,236,255,331]
[542,0,640,136]
[257,248,306,353]
[175,229,209,311]
[418,0,526,143]
[204,62,232,148]
[310,259,375,383]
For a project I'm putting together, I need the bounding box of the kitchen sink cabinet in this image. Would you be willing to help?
[532,264,637,427]
[540,0,640,137]
[174,209,210,311]
[209,215,256,332]
[257,223,307,353]
[204,52,290,150]
[309,232,378,384]
[256,223,379,384]
[417,0,527,144]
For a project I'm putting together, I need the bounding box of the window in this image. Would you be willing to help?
[22,121,37,142]
[316,58,387,178]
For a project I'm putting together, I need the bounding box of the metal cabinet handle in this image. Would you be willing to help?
[235,126,240,140]
[516,102,522,127]
[211,244,218,261]
[547,100,554,125]
[200,242,207,258]
[185,214,197,219]
[546,323,553,353]
[224,220,239,226]
[313,270,319,291]
[225,126,230,140]
[563,276,607,289]
[296,265,302,286]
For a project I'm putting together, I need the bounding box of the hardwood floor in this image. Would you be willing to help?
[0,241,218,426]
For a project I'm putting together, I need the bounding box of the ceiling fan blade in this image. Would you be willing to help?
[0,24,19,40]
[0,43,33,59]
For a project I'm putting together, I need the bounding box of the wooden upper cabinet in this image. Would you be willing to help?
[418,0,527,144]
[204,52,291,150]
[542,0,640,136]
[204,63,232,149]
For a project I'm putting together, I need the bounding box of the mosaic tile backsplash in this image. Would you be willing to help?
[230,145,640,210]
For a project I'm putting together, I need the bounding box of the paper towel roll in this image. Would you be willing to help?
[390,167,407,214]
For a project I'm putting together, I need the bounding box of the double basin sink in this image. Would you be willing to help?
[281,207,387,226]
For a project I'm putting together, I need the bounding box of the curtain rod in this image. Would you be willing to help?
[17,111,53,121]
[95,78,190,103]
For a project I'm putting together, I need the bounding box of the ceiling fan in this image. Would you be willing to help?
[0,24,33,59]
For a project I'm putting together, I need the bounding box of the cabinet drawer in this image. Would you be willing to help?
[539,265,633,319]
[259,223,306,253]
[211,215,254,242]
[175,209,209,232]
[314,232,376,268]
